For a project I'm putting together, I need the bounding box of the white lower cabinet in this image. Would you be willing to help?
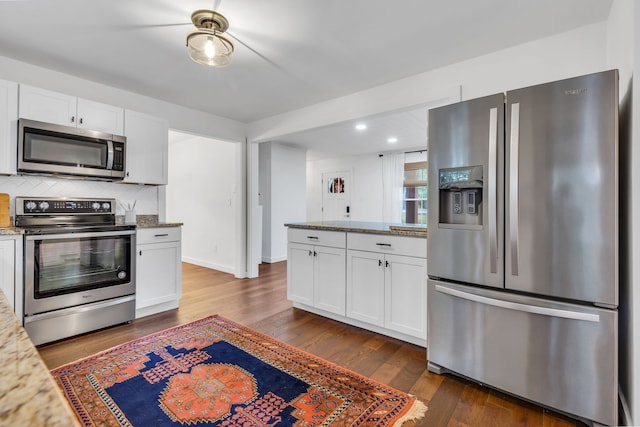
[384,254,427,338]
[135,227,182,318]
[347,250,427,340]
[287,227,427,346]
[287,229,346,315]
[346,250,385,326]
[0,236,23,319]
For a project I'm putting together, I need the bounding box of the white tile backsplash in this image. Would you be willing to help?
[0,174,159,218]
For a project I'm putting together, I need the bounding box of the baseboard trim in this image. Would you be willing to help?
[182,257,235,275]
[619,385,633,426]
[262,255,287,263]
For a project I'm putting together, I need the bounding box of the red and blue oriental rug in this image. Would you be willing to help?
[51,315,427,426]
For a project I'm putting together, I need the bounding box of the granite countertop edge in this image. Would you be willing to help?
[135,221,184,228]
[0,227,25,235]
[117,214,183,228]
[285,221,427,237]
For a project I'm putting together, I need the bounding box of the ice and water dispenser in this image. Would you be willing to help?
[438,165,483,226]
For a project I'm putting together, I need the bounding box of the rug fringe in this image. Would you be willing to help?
[393,398,428,427]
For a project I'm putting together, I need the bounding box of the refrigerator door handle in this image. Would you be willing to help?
[488,107,498,274]
[509,102,520,276]
[434,285,600,323]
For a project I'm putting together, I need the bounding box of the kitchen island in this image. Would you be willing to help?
[0,290,81,426]
[285,221,427,347]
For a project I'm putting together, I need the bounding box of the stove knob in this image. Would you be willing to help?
[38,201,49,211]
[102,202,111,210]
[25,201,37,211]
[92,202,100,210]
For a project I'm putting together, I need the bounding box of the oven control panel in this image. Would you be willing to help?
[16,197,116,214]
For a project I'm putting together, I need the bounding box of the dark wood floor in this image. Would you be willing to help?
[38,262,583,427]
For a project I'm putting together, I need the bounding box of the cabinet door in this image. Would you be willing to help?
[77,98,124,134]
[287,243,314,305]
[346,249,384,326]
[0,239,15,310]
[385,254,427,339]
[136,241,181,310]
[18,85,76,127]
[0,79,18,174]
[314,246,346,315]
[124,110,168,185]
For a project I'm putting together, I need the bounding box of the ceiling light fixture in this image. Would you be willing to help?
[387,137,398,143]
[186,10,234,67]
[355,123,367,131]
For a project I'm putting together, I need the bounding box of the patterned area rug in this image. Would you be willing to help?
[51,315,427,426]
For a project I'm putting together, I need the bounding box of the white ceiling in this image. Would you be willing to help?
[0,0,612,158]
[276,107,429,160]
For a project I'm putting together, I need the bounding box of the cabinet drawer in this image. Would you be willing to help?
[347,232,426,258]
[287,228,346,248]
[137,227,181,244]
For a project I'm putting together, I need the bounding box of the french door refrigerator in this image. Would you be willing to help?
[427,69,618,427]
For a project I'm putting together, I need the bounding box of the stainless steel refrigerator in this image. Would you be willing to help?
[427,69,618,426]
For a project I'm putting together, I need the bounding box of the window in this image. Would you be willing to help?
[403,160,427,224]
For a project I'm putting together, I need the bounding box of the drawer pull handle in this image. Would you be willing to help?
[378,259,382,267]
[376,243,392,247]
[154,233,169,237]
[307,236,319,240]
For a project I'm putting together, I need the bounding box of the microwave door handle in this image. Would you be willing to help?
[106,140,114,170]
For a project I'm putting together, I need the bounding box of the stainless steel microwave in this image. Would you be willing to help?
[18,118,126,180]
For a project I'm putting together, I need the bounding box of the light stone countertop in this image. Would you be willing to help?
[0,291,81,426]
[116,214,183,228]
[285,220,427,237]
[0,227,24,235]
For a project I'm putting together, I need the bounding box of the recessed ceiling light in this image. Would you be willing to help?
[387,137,398,143]
[355,123,367,131]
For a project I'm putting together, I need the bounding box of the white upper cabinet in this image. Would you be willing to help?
[18,85,124,135]
[0,79,18,175]
[123,109,168,185]
[76,98,124,135]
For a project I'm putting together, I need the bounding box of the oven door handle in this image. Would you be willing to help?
[25,229,136,241]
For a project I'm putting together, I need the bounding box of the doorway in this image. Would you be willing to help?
[322,171,351,221]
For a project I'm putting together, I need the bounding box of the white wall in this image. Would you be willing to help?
[166,132,239,275]
[259,142,306,262]
[607,0,639,424]
[259,143,272,260]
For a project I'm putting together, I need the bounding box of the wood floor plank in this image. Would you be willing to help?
[422,376,468,426]
[447,384,490,427]
[37,261,586,427]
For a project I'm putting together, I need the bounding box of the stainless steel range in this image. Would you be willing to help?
[16,196,136,345]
